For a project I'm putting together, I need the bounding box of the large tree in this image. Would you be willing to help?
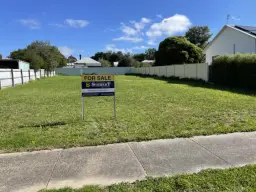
[0,53,2,59]
[155,36,204,66]
[10,41,66,70]
[133,53,145,62]
[67,55,77,63]
[118,56,136,67]
[145,48,156,60]
[185,26,212,48]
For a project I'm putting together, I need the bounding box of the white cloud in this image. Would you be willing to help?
[49,23,65,27]
[231,16,240,21]
[156,14,163,19]
[121,23,138,36]
[147,39,157,45]
[19,19,40,29]
[58,46,74,57]
[65,19,89,28]
[113,36,143,43]
[146,14,191,37]
[134,17,151,31]
[132,45,149,50]
[105,44,132,53]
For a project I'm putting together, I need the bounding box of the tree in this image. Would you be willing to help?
[145,48,156,60]
[118,56,136,67]
[99,58,111,67]
[185,26,212,48]
[10,41,67,70]
[155,36,204,66]
[67,55,77,63]
[0,53,2,59]
[133,53,145,62]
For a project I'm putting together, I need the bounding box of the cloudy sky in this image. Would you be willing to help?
[0,0,255,58]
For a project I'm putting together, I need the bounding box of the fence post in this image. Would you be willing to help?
[174,65,176,77]
[21,69,23,84]
[34,69,36,79]
[166,65,168,77]
[40,69,41,79]
[11,69,14,87]
[28,70,31,81]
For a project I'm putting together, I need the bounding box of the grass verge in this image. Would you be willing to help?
[41,165,256,192]
[0,76,255,152]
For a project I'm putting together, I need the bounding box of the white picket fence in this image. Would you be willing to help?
[130,63,209,81]
[0,69,55,89]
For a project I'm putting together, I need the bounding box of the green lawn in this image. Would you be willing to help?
[0,76,255,152]
[41,165,256,192]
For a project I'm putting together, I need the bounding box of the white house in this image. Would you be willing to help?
[205,25,256,64]
[74,57,101,68]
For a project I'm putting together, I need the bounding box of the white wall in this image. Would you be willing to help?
[130,63,209,81]
[0,69,55,89]
[205,26,256,64]
[56,67,132,75]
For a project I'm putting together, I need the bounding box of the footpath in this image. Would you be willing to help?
[0,131,256,192]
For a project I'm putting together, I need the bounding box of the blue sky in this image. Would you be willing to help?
[1,0,256,58]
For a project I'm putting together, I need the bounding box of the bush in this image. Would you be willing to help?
[211,53,256,89]
[155,36,204,66]
[118,57,136,67]
[99,58,112,67]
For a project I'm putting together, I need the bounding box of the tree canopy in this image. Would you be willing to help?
[155,36,204,66]
[10,41,66,70]
[118,57,136,67]
[145,48,156,60]
[133,53,145,62]
[0,53,2,59]
[67,55,77,63]
[185,26,212,48]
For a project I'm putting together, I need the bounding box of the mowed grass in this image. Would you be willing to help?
[41,165,256,192]
[0,76,255,152]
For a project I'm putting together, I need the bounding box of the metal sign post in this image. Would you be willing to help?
[81,74,116,120]
[81,97,85,120]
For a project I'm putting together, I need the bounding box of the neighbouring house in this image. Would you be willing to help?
[74,57,101,68]
[142,60,155,64]
[205,25,256,64]
[113,62,119,67]
[0,59,30,70]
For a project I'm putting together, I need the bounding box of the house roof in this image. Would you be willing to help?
[204,25,256,51]
[74,57,101,66]
[142,60,155,63]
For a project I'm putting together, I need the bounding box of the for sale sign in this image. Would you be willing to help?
[81,75,115,97]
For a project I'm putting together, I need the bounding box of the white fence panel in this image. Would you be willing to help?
[174,65,185,78]
[197,63,208,81]
[23,77,30,83]
[159,66,166,76]
[185,64,197,79]
[30,70,35,80]
[153,67,160,76]
[36,71,40,79]
[0,69,55,89]
[166,66,174,77]
[0,69,11,79]
[149,67,154,75]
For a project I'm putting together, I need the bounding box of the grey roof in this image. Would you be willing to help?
[74,57,101,66]
[142,60,155,63]
[234,25,256,37]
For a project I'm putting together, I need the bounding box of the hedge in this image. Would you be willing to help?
[211,54,256,89]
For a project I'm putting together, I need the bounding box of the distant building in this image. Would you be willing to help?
[74,57,101,68]
[205,25,256,64]
[142,60,155,64]
[113,62,119,67]
[0,59,30,70]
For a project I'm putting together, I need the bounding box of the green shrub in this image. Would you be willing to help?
[211,53,256,89]
[155,36,204,66]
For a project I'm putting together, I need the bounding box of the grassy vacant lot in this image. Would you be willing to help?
[0,76,255,152]
[41,165,256,192]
